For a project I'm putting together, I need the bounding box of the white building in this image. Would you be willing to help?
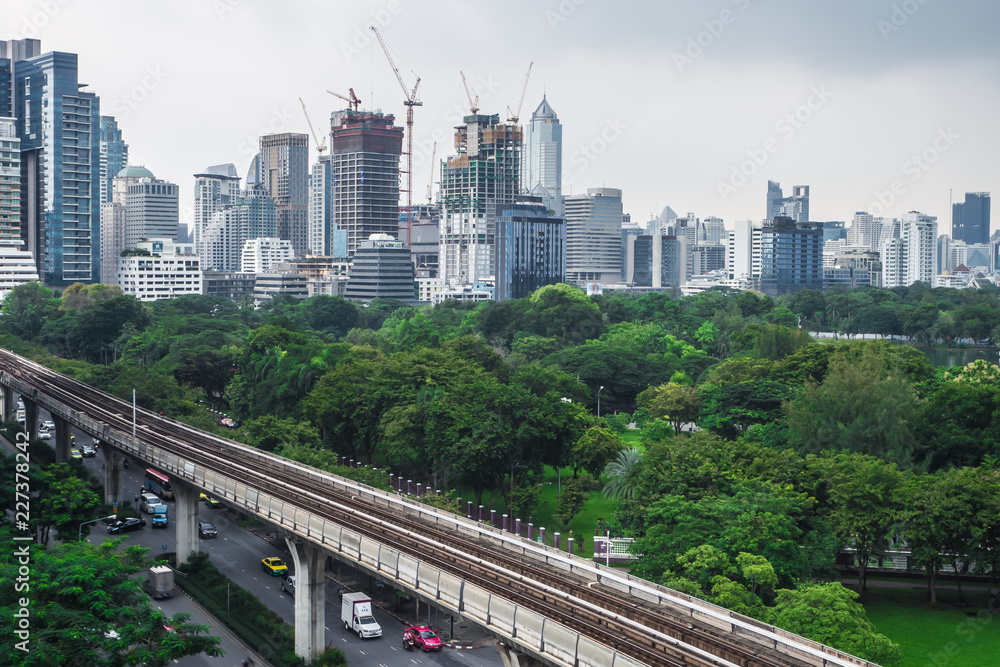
[308,155,332,256]
[0,117,22,247]
[0,247,41,301]
[880,213,937,288]
[241,237,294,274]
[125,176,179,249]
[117,238,202,302]
[193,164,241,259]
[564,187,623,286]
[726,219,762,285]
[521,96,563,217]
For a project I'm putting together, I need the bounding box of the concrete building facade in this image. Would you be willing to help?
[258,133,309,257]
[495,197,565,301]
[564,187,623,286]
[117,238,202,302]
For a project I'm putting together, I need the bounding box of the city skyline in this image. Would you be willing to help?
[3,1,998,235]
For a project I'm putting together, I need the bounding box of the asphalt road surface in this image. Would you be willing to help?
[37,405,503,667]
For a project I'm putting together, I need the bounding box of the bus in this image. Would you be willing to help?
[144,468,173,500]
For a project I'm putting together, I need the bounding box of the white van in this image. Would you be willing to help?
[140,493,163,514]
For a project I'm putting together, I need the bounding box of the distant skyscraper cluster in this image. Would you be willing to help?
[0,38,993,304]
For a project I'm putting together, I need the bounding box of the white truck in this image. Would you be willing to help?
[145,565,174,599]
[341,591,382,639]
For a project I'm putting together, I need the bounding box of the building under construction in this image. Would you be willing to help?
[439,113,521,291]
[330,110,403,257]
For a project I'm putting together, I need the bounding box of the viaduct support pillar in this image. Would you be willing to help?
[285,538,326,662]
[496,643,546,667]
[52,414,71,463]
[173,480,199,565]
[0,387,14,422]
[22,398,38,443]
[103,445,124,507]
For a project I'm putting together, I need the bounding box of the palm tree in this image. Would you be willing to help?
[602,447,643,502]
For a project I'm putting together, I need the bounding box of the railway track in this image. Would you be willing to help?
[0,351,855,667]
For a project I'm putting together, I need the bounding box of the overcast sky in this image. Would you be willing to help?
[8,0,999,232]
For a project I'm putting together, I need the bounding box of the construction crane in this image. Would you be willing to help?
[326,88,361,113]
[370,26,421,244]
[426,141,436,204]
[506,62,534,125]
[460,71,479,114]
[298,97,327,154]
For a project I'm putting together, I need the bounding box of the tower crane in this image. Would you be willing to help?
[426,141,436,204]
[298,97,327,154]
[460,71,479,114]
[506,62,534,125]
[370,26,421,245]
[326,88,361,113]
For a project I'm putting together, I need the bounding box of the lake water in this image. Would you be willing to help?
[911,345,1000,369]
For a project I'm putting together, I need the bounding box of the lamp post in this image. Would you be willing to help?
[597,386,604,418]
[79,514,117,541]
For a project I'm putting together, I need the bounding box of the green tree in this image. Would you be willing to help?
[767,583,901,666]
[638,382,701,435]
[0,282,59,341]
[34,463,102,544]
[570,425,623,478]
[240,416,321,452]
[555,478,588,527]
[0,529,223,666]
[602,448,643,501]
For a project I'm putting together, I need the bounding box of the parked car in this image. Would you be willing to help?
[261,557,287,576]
[107,517,146,534]
[198,521,217,538]
[281,575,295,595]
[403,626,443,652]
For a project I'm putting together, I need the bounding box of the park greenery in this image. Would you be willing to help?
[4,279,1000,665]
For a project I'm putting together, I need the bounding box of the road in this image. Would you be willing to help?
[34,404,502,667]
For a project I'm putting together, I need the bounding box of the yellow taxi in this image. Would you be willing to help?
[70,448,83,460]
[261,557,288,576]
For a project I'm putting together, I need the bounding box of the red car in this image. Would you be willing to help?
[403,626,443,652]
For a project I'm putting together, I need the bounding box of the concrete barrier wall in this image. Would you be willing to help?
[487,595,516,635]
[541,619,578,664]
[513,605,544,650]
[577,635,616,667]
[461,583,491,625]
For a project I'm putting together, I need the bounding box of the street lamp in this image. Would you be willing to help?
[597,386,605,418]
[79,514,117,541]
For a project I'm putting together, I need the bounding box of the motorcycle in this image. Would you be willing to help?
[123,458,129,469]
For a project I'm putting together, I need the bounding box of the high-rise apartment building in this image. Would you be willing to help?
[258,133,309,257]
[726,220,762,286]
[201,183,277,272]
[308,154,332,256]
[5,41,102,284]
[99,116,127,205]
[700,217,726,245]
[521,96,562,217]
[125,175,179,248]
[880,212,937,288]
[100,165,150,285]
[193,164,241,260]
[952,192,991,245]
[758,217,823,297]
[0,117,21,246]
[330,110,403,255]
[439,113,521,289]
[625,234,687,289]
[495,197,565,301]
[564,187,623,285]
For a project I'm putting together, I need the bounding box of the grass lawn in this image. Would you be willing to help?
[862,583,1000,667]
[620,429,645,449]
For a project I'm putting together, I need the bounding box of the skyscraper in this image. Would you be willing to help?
[0,117,21,247]
[330,110,403,255]
[308,154,332,256]
[880,212,937,288]
[193,164,241,261]
[99,117,128,206]
[952,192,991,245]
[564,187,623,285]
[7,41,102,284]
[758,217,823,297]
[766,181,809,222]
[125,174,179,248]
[100,165,154,285]
[201,183,277,272]
[521,96,562,217]
[439,113,521,289]
[258,133,309,258]
[495,196,565,301]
